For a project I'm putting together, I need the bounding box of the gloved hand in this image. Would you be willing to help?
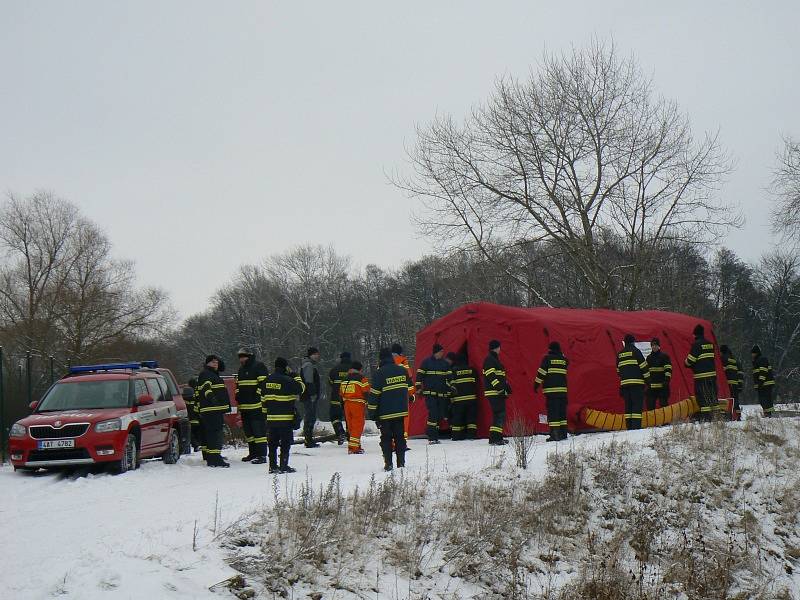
[619,386,625,397]
[533,383,540,393]
[664,384,670,397]
[505,384,513,395]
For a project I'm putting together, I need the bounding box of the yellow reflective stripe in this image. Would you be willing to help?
[383,383,410,393]
[543,387,568,393]
[452,395,477,401]
[380,411,408,420]
[548,368,567,375]
[450,377,476,385]
[693,372,717,379]
[263,395,297,402]
[618,360,638,367]
[621,379,645,385]
[698,353,715,360]
[489,426,503,433]
[238,380,259,386]
[266,415,295,421]
[238,402,262,410]
[199,405,228,413]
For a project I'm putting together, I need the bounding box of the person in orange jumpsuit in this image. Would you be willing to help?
[392,343,414,439]
[340,361,370,454]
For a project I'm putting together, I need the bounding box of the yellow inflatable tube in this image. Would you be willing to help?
[581,396,701,431]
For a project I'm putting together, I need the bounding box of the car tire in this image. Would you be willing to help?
[162,428,180,464]
[114,434,138,474]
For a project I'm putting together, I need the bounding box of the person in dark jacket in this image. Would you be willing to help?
[617,335,649,430]
[300,347,322,448]
[416,344,451,444]
[534,341,569,442]
[183,378,201,452]
[645,338,672,411]
[197,355,231,467]
[483,340,510,445]
[368,347,413,471]
[236,348,269,464]
[684,324,718,421]
[328,352,351,444]
[262,357,304,473]
[446,352,479,440]
[751,345,776,418]
[720,345,744,419]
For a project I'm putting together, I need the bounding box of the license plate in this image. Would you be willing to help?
[38,439,75,449]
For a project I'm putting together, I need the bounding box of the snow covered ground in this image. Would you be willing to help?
[1,408,797,599]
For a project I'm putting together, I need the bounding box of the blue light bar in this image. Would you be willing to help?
[69,362,144,374]
[140,360,159,368]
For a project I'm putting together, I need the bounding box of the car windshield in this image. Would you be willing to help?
[38,380,131,411]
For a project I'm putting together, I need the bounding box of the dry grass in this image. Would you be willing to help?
[222,418,800,599]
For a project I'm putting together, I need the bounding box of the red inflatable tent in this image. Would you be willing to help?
[409,302,729,437]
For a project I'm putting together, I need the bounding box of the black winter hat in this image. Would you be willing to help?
[378,347,392,362]
[307,347,319,357]
[340,351,351,361]
[446,351,458,362]
[391,343,403,355]
[624,334,635,345]
[751,344,762,355]
[651,337,660,346]
[237,348,253,357]
[205,354,220,365]
[274,357,288,370]
[350,360,363,371]
[548,341,561,353]
[433,343,444,354]
[693,324,705,336]
[489,339,501,350]
[720,344,730,354]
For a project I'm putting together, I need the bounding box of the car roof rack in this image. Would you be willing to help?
[68,360,159,375]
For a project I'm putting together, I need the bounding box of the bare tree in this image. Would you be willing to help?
[771,134,800,243]
[0,191,173,362]
[397,40,738,309]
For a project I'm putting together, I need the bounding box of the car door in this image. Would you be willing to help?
[141,378,167,453]
[153,376,176,447]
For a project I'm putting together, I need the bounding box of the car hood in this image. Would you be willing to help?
[18,408,131,426]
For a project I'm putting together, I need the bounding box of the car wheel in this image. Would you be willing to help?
[114,434,138,474]
[162,429,180,464]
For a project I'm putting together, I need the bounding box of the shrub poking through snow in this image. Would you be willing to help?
[223,417,800,599]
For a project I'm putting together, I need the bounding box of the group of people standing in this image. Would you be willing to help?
[614,325,776,432]
[183,326,778,473]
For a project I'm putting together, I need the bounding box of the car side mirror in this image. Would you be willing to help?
[136,394,155,406]
[29,400,39,411]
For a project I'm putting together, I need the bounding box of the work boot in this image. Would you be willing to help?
[546,435,558,442]
[428,439,441,445]
[208,457,230,468]
[279,454,295,474]
[349,448,365,455]
[241,455,253,462]
[383,463,394,472]
[269,465,280,474]
[305,440,320,448]
[397,453,406,468]
[250,456,267,464]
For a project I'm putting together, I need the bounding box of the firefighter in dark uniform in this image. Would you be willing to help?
[751,345,776,418]
[368,347,413,471]
[483,339,510,445]
[684,324,718,421]
[262,357,304,473]
[416,344,451,444]
[197,355,231,467]
[328,352,351,444]
[236,348,269,464]
[446,352,479,440]
[300,347,322,448]
[617,334,649,430]
[645,338,672,410]
[720,345,744,419]
[534,341,569,442]
[183,378,201,452]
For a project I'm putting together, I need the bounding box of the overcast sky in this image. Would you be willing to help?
[1,1,798,318]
